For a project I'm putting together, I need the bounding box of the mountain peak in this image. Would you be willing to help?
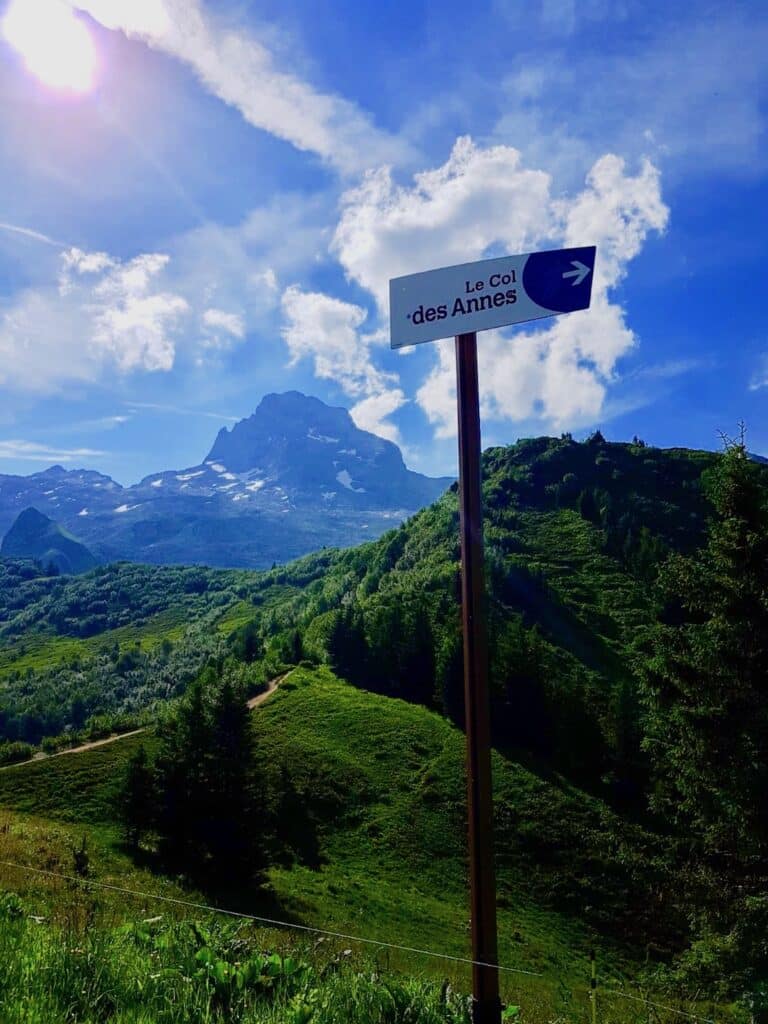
[206,391,397,475]
[0,393,453,570]
[1,506,98,575]
[12,507,50,530]
[209,392,353,449]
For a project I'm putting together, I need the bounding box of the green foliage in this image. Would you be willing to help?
[638,442,768,987]
[121,744,155,849]
[256,669,670,954]
[143,673,264,886]
[0,908,473,1024]
[4,434,767,1006]
[0,732,153,823]
[0,740,35,766]
[226,435,721,804]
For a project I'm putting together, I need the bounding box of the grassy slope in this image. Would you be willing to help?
[0,669,657,1000]
[0,667,727,1020]
[256,670,655,983]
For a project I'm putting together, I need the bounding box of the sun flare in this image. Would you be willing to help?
[2,0,97,94]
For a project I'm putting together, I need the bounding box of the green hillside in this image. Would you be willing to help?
[1,434,763,1015]
[0,435,721,761]
[0,666,701,1020]
[219,435,724,806]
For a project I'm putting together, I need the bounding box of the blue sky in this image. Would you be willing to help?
[0,0,766,483]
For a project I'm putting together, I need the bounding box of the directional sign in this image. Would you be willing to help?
[389,245,596,349]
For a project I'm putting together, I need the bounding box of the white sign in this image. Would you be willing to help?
[389,246,596,349]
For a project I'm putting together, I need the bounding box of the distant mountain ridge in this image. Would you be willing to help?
[1,507,98,575]
[0,393,453,569]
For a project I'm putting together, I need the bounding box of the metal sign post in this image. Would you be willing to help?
[389,245,596,1024]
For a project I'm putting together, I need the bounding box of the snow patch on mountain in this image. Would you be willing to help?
[336,470,365,493]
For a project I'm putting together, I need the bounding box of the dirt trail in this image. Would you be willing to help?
[1,671,291,772]
[50,728,148,758]
[246,670,291,710]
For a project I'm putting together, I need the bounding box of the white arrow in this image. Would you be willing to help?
[562,260,591,287]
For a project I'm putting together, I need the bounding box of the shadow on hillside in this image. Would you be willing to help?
[497,563,626,678]
[114,839,312,924]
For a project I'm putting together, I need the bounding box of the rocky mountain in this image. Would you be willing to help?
[0,393,453,569]
[1,508,98,575]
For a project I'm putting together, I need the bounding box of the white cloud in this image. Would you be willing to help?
[201,308,246,349]
[126,401,238,422]
[280,286,405,441]
[281,286,387,397]
[333,136,553,313]
[0,246,189,392]
[68,0,408,174]
[350,390,406,444]
[0,439,106,462]
[0,221,64,247]
[333,138,668,437]
[0,195,314,395]
[165,194,325,328]
[65,414,131,431]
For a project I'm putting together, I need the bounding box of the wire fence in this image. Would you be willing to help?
[0,857,722,1023]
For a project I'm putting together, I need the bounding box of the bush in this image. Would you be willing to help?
[0,741,35,766]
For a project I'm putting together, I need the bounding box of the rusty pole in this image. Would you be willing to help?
[455,331,501,1024]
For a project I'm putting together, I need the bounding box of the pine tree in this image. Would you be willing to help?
[638,438,768,982]
[207,677,259,882]
[327,604,368,685]
[154,677,213,868]
[121,744,155,849]
[149,672,264,887]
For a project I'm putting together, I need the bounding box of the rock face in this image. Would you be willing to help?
[0,393,453,569]
[204,391,444,509]
[1,508,98,575]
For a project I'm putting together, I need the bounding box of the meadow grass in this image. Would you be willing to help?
[0,668,727,1023]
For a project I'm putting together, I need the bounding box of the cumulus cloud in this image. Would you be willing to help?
[281,286,389,396]
[0,191,325,397]
[68,0,408,174]
[333,137,668,437]
[0,246,188,392]
[349,390,407,444]
[333,137,553,313]
[280,285,405,441]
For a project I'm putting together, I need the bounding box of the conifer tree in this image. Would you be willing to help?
[639,436,768,981]
[207,677,259,880]
[121,744,155,849]
[151,671,263,885]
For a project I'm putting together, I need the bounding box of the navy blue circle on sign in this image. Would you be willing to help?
[522,246,596,314]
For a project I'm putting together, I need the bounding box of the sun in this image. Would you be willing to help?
[2,0,97,94]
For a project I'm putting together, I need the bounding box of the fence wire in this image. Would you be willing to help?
[1,857,722,1022]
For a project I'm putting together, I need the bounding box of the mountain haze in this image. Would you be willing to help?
[0,393,452,569]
